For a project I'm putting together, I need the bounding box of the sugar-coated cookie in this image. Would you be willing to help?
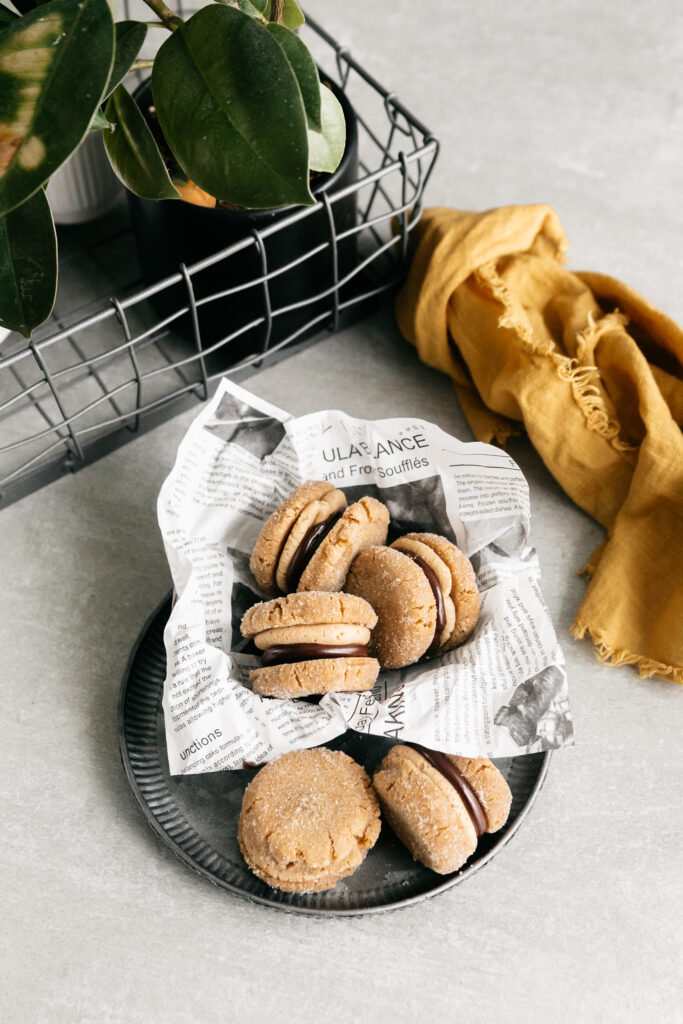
[345,535,479,668]
[346,546,435,668]
[238,748,381,892]
[241,591,379,698]
[373,744,512,874]
[393,533,479,649]
[250,481,389,594]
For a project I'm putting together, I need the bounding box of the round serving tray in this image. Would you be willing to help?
[119,592,551,916]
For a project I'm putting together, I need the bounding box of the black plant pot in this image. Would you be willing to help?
[128,77,361,370]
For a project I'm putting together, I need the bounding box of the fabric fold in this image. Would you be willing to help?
[396,204,683,682]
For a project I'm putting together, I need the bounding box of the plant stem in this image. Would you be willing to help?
[131,60,155,70]
[141,0,183,32]
[270,0,284,24]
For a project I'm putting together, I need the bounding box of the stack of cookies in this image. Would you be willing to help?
[250,480,390,595]
[243,480,391,698]
[241,592,380,699]
[346,534,480,668]
[235,480,508,894]
[240,480,481,695]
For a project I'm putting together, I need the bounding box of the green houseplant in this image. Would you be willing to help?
[0,0,346,338]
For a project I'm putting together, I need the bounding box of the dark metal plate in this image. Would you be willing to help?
[119,593,551,916]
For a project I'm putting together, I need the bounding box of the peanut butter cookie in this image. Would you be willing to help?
[250,481,389,594]
[373,743,511,874]
[238,748,381,892]
[241,591,379,698]
[345,535,479,667]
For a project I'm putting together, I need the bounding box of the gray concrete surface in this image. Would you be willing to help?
[2,1,682,1022]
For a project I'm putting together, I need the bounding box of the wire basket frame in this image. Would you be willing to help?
[0,11,439,509]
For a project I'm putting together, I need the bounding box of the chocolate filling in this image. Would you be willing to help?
[394,548,446,656]
[285,510,344,592]
[261,642,368,666]
[408,742,487,837]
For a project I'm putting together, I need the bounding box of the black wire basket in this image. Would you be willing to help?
[0,11,438,509]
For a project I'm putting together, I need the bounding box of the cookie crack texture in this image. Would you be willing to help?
[298,498,389,593]
[238,749,380,892]
[373,747,480,874]
[241,591,377,635]
[449,755,512,833]
[250,481,336,591]
[345,546,436,668]
[354,820,377,848]
[250,656,379,698]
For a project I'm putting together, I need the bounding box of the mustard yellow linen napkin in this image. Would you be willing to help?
[395,205,683,682]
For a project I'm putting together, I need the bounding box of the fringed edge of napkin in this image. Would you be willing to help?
[570,619,683,684]
[476,262,637,456]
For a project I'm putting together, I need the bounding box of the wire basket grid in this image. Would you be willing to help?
[0,9,439,508]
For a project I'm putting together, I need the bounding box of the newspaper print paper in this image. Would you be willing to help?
[157,378,573,774]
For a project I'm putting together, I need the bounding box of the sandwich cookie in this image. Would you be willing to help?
[373,743,512,874]
[241,591,380,698]
[238,747,381,892]
[250,480,389,594]
[345,533,479,668]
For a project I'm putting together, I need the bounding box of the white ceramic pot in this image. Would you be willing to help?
[46,131,123,225]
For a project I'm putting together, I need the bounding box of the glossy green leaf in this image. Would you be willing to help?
[264,0,304,30]
[308,84,346,173]
[103,85,178,201]
[0,5,18,26]
[216,0,267,19]
[266,22,320,130]
[153,5,313,208]
[104,21,147,101]
[0,0,114,216]
[0,186,56,336]
[88,21,144,135]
